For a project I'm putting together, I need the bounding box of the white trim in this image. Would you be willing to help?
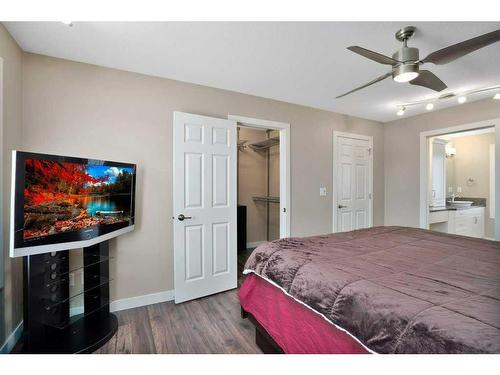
[110,289,174,312]
[0,321,23,354]
[242,269,377,354]
[419,119,500,240]
[228,115,291,239]
[332,131,374,233]
[246,241,267,249]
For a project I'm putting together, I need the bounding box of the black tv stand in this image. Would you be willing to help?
[17,241,117,353]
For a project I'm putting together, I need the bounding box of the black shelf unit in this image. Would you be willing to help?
[18,241,117,353]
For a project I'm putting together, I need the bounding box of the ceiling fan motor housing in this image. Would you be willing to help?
[392,47,420,80]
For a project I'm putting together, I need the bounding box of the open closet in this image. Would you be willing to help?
[237,127,280,251]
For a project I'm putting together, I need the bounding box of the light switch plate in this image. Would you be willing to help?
[319,187,327,196]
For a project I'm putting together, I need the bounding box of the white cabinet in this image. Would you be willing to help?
[430,138,447,207]
[449,207,485,238]
[429,207,485,238]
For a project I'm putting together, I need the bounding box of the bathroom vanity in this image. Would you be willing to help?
[429,202,485,238]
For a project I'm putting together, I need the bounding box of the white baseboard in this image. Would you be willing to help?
[246,241,267,249]
[110,289,174,312]
[0,321,23,354]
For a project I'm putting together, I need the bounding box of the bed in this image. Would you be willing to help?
[239,226,500,354]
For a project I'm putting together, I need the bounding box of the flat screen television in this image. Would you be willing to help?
[10,151,136,257]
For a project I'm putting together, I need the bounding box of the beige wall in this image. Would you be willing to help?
[0,24,23,346]
[446,132,495,238]
[21,52,384,301]
[384,99,500,230]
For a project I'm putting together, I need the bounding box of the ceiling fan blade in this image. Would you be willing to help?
[336,72,392,98]
[422,29,500,65]
[409,70,447,92]
[347,46,400,65]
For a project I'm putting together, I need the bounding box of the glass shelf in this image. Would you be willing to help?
[42,254,69,265]
[42,274,112,311]
[44,254,112,287]
[43,294,110,330]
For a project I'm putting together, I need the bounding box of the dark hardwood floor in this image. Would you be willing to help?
[94,248,259,354]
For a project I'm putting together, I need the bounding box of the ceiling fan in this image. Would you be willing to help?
[336,26,500,98]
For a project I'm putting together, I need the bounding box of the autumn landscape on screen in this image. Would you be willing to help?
[23,159,133,239]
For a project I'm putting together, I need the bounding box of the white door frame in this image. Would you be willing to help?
[419,118,500,240]
[228,115,291,238]
[332,131,373,233]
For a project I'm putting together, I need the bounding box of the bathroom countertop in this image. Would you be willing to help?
[429,197,486,212]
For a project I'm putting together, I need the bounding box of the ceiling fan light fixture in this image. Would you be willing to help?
[392,63,419,83]
[394,71,419,83]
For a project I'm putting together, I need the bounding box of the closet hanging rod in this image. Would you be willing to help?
[252,196,280,204]
[248,137,279,151]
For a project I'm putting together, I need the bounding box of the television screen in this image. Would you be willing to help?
[10,151,136,257]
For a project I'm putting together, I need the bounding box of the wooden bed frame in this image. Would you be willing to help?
[241,306,283,354]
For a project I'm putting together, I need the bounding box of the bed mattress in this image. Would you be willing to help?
[241,226,500,353]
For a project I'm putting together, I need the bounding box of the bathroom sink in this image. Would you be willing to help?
[447,200,474,208]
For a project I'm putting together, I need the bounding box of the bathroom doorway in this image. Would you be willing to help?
[420,120,499,240]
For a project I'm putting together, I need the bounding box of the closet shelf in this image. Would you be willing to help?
[248,137,279,151]
[252,196,280,204]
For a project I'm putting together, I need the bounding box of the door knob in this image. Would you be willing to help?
[178,214,193,221]
[338,205,347,209]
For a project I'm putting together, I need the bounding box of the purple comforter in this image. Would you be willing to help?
[244,226,500,353]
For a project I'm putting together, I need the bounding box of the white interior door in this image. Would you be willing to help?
[334,134,372,232]
[173,112,237,303]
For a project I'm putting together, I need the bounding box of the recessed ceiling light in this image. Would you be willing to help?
[457,96,467,104]
[494,93,500,100]
[425,103,434,111]
[397,107,406,116]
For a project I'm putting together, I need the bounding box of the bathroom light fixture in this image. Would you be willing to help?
[397,107,406,116]
[445,144,456,158]
[457,96,467,104]
[425,103,434,111]
[494,93,500,100]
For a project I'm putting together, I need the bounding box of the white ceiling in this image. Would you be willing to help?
[4,22,500,122]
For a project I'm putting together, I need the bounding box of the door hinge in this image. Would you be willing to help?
[369,193,372,199]
[368,147,372,155]
[283,208,286,213]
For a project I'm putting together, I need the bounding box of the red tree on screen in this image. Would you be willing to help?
[24,160,109,206]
